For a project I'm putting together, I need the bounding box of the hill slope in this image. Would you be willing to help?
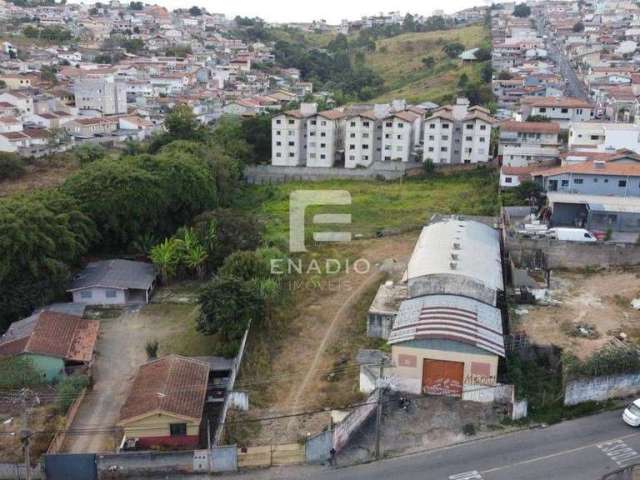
[366,24,490,104]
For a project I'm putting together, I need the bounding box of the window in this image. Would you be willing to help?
[276,141,281,146]
[539,108,547,113]
[440,147,448,152]
[320,143,326,148]
[363,155,369,160]
[574,178,584,184]
[170,423,187,436]
[385,122,393,127]
[504,177,513,184]
[384,156,391,160]
[397,134,402,140]
[428,135,434,141]
[362,144,369,149]
[561,180,569,187]
[396,146,403,151]
[276,152,281,157]
[442,135,449,141]
[465,136,472,141]
[320,154,326,159]
[619,180,627,187]
[349,144,356,150]
[80,290,92,299]
[397,123,404,128]
[442,123,450,129]
[590,135,599,140]
[276,119,281,125]
[363,133,370,138]
[310,131,316,136]
[429,123,436,129]
[479,137,485,143]
[320,132,326,137]
[385,133,391,139]
[321,121,326,126]
[428,147,434,152]
[561,108,568,114]
[276,130,281,136]
[288,141,295,146]
[350,121,356,127]
[350,133,356,138]
[466,124,473,130]
[288,119,294,125]
[310,120,317,125]
[363,121,370,127]
[349,155,355,160]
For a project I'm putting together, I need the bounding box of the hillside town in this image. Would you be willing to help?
[6,0,640,480]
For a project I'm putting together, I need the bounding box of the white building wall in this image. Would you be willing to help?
[345,117,379,168]
[271,114,306,166]
[72,287,127,305]
[423,118,454,164]
[381,118,414,162]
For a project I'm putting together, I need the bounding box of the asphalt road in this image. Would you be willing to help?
[538,19,589,100]
[220,409,640,480]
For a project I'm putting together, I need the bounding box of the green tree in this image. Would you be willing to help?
[573,21,585,33]
[198,275,264,341]
[0,357,45,389]
[513,3,531,17]
[149,238,180,283]
[422,56,435,69]
[189,5,202,15]
[442,42,465,58]
[481,62,493,83]
[72,143,106,166]
[0,153,26,180]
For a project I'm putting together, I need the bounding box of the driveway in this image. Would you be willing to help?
[62,307,151,453]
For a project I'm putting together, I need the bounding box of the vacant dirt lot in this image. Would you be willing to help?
[62,302,201,453]
[235,233,418,445]
[517,269,640,359]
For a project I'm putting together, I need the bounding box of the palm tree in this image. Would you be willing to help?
[182,242,208,279]
[149,239,179,284]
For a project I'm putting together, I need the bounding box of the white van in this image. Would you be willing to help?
[545,228,597,242]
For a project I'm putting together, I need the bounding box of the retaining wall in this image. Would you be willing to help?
[564,373,640,406]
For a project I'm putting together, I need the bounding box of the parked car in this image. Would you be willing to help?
[623,399,640,427]
[545,228,597,242]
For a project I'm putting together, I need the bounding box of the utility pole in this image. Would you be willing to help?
[374,360,384,460]
[19,389,32,480]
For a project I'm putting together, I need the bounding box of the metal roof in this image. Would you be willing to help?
[69,259,156,292]
[406,219,504,292]
[547,192,640,214]
[388,295,504,357]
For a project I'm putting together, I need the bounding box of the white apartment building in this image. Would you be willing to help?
[520,96,593,129]
[568,122,640,153]
[271,103,317,167]
[305,109,345,168]
[424,99,496,165]
[499,120,561,167]
[74,76,128,115]
[381,110,421,163]
[344,110,383,169]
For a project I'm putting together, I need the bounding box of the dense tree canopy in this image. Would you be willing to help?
[513,3,531,17]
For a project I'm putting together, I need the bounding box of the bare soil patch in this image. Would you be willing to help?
[517,269,640,359]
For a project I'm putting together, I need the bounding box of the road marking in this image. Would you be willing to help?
[449,471,483,479]
[597,439,640,467]
[481,432,640,475]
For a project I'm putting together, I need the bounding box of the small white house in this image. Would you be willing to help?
[69,259,157,305]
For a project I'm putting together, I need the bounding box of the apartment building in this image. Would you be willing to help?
[424,99,496,165]
[271,103,317,167]
[381,110,421,163]
[345,110,382,169]
[499,120,561,167]
[74,76,128,115]
[568,122,640,153]
[305,109,345,168]
[520,96,593,129]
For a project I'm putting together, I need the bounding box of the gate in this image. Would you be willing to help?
[44,453,97,480]
[422,359,464,397]
[305,430,332,464]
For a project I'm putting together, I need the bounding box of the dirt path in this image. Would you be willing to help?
[245,233,417,444]
[62,308,150,453]
[284,269,384,432]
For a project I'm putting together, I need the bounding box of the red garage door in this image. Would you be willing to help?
[422,359,464,397]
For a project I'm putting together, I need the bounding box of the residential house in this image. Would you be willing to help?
[65,117,118,138]
[520,96,593,129]
[0,91,34,114]
[0,311,99,382]
[568,122,640,153]
[0,75,32,89]
[424,99,496,165]
[68,259,157,305]
[117,355,209,449]
[499,120,561,166]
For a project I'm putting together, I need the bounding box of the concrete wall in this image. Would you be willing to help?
[97,450,195,477]
[72,287,126,305]
[564,373,640,406]
[507,236,640,269]
[408,274,498,307]
[0,463,41,480]
[366,312,395,339]
[391,344,499,398]
[25,353,65,382]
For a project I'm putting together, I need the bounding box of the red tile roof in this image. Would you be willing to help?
[536,160,640,177]
[521,96,592,108]
[501,120,560,134]
[0,312,99,362]
[118,355,209,424]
